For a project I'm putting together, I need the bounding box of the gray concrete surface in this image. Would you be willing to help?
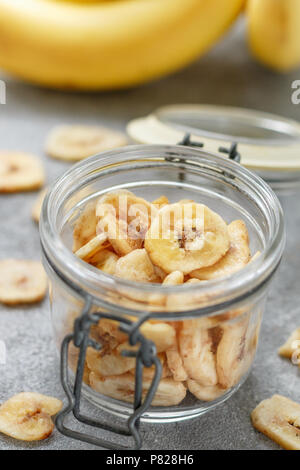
[0,20,299,450]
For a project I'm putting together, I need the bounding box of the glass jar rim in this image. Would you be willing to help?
[40,144,285,313]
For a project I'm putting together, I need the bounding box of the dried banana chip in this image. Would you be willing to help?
[152,195,169,208]
[90,249,119,275]
[96,318,128,345]
[278,328,300,362]
[216,317,249,389]
[32,188,47,223]
[0,260,47,305]
[128,353,171,380]
[45,125,127,161]
[90,372,186,406]
[179,320,218,386]
[115,249,158,283]
[73,201,98,252]
[251,395,300,450]
[166,345,188,382]
[140,321,176,353]
[145,203,230,274]
[0,393,62,441]
[96,190,155,256]
[86,342,136,376]
[191,220,250,280]
[75,233,108,261]
[0,152,44,193]
[163,271,184,286]
[187,380,225,402]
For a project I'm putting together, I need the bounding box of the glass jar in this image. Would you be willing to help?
[40,144,285,428]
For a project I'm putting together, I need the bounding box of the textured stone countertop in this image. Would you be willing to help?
[0,21,299,450]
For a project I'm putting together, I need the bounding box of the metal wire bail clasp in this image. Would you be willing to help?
[55,296,162,450]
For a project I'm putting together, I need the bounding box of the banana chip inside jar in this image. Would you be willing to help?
[145,203,230,275]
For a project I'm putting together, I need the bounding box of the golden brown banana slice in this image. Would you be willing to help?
[216,317,249,389]
[45,125,127,161]
[0,152,45,193]
[96,190,155,256]
[115,249,158,283]
[166,346,188,382]
[75,233,108,261]
[0,393,62,441]
[185,278,201,284]
[278,328,300,361]
[251,395,300,450]
[128,353,171,380]
[191,220,250,280]
[140,321,176,353]
[152,195,169,208]
[179,320,218,386]
[163,271,184,286]
[96,318,128,345]
[32,188,47,223]
[145,203,230,274]
[89,372,186,406]
[73,201,98,252]
[90,249,119,275]
[86,343,136,376]
[0,260,47,305]
[187,380,225,402]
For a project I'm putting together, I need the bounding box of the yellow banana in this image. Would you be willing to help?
[247,0,300,72]
[0,0,245,90]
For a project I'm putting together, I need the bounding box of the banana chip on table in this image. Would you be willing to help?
[251,395,300,450]
[191,220,251,280]
[145,203,230,274]
[90,372,186,406]
[0,259,47,305]
[0,393,62,441]
[0,151,44,193]
[45,125,127,161]
[278,328,300,362]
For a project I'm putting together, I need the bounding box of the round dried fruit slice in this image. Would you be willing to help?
[89,372,186,406]
[187,380,225,402]
[191,220,251,280]
[45,125,128,161]
[179,320,218,386]
[0,260,48,305]
[0,392,62,441]
[96,190,156,256]
[145,203,230,274]
[0,152,45,193]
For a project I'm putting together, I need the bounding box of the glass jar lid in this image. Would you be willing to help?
[127,104,300,191]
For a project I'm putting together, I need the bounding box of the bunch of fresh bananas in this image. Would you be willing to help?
[0,0,298,91]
